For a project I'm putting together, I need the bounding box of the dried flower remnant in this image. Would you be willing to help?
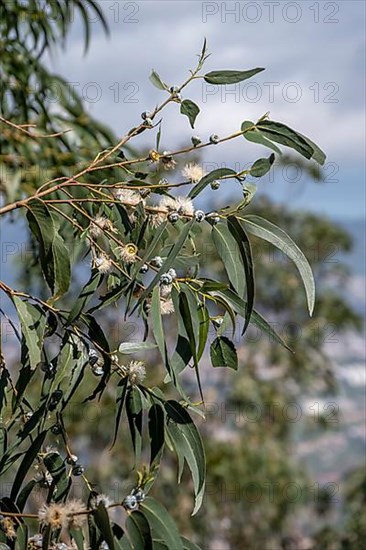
[65,499,86,529]
[0,517,16,539]
[93,253,113,274]
[182,163,205,183]
[38,502,67,530]
[161,151,177,170]
[160,298,175,315]
[88,216,116,238]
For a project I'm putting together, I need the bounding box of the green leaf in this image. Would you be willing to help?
[250,153,275,177]
[256,120,315,161]
[12,297,46,369]
[178,291,204,401]
[151,286,166,365]
[140,497,183,550]
[134,218,195,310]
[197,303,209,361]
[69,528,85,550]
[26,199,70,298]
[181,536,201,550]
[297,131,326,165]
[119,342,157,354]
[126,388,143,465]
[212,289,292,351]
[227,216,255,333]
[126,511,153,550]
[10,430,47,501]
[210,337,238,370]
[149,70,169,91]
[243,215,315,315]
[212,222,245,295]
[94,502,115,550]
[111,378,128,448]
[67,270,102,325]
[43,452,71,502]
[148,403,165,466]
[204,68,265,85]
[242,121,281,154]
[180,99,200,129]
[165,400,206,515]
[189,168,236,199]
[51,333,86,396]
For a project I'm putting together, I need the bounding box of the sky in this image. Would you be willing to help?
[44,0,366,221]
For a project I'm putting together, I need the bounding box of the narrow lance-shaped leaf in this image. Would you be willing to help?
[148,403,165,466]
[12,297,46,370]
[67,270,102,324]
[212,222,246,295]
[165,400,206,515]
[126,511,153,550]
[119,342,157,355]
[242,120,282,154]
[212,288,292,351]
[227,216,255,333]
[133,218,195,311]
[111,377,128,448]
[204,67,265,85]
[256,120,325,163]
[140,497,184,550]
[94,502,115,550]
[178,292,204,402]
[10,430,47,501]
[242,215,315,315]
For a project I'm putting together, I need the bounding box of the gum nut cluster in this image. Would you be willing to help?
[160,268,176,286]
[123,487,146,511]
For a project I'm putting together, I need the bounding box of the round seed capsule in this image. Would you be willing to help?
[195,210,206,222]
[168,211,179,224]
[123,494,138,511]
[209,134,219,144]
[210,180,220,190]
[160,273,173,286]
[72,465,84,476]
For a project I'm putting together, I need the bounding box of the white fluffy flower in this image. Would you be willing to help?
[114,189,142,206]
[149,211,167,228]
[123,360,146,385]
[182,163,205,183]
[117,243,138,264]
[159,196,194,217]
[93,254,113,274]
[65,499,87,529]
[38,502,67,530]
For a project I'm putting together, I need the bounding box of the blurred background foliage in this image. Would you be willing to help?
[0,2,364,549]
